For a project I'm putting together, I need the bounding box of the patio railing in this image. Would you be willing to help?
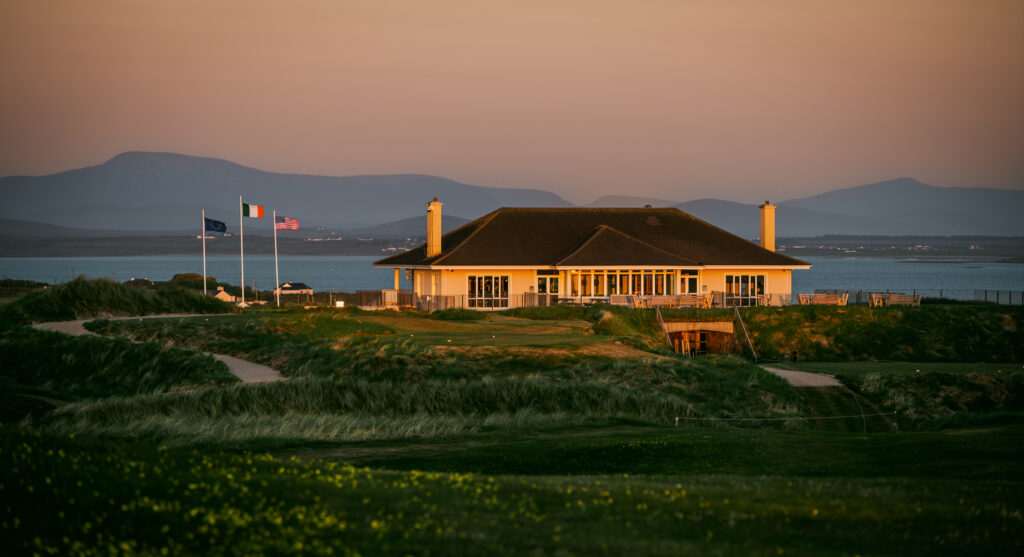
[351,287,1024,311]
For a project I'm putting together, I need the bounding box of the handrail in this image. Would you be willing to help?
[654,306,673,350]
[733,306,757,363]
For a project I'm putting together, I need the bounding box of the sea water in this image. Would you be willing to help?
[0,255,1021,299]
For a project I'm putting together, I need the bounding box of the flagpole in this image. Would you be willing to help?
[202,209,207,295]
[240,195,245,306]
[274,210,280,307]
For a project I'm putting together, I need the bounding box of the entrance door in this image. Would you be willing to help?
[537,276,560,306]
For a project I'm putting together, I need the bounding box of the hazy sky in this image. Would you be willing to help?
[1,0,1022,203]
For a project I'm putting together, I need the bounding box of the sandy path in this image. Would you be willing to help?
[761,366,843,387]
[33,314,285,384]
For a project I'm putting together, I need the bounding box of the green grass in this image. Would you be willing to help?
[36,362,805,447]
[424,308,485,321]
[769,361,1024,430]
[499,305,589,320]
[308,425,1024,480]
[84,311,635,380]
[0,276,234,325]
[6,301,1024,554]
[0,328,236,413]
[3,427,1022,556]
[772,361,1022,377]
[742,304,1024,362]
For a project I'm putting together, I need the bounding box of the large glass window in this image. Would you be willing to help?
[559,270,689,297]
[468,275,509,308]
[725,274,764,306]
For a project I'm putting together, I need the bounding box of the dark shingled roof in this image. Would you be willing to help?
[278,282,313,291]
[375,208,807,268]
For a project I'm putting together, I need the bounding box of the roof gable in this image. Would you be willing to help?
[556,225,698,267]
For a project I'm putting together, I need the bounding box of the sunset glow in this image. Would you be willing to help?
[1,0,1021,201]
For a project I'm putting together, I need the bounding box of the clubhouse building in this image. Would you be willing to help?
[374,199,810,310]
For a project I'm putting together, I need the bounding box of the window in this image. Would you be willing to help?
[725,274,764,306]
[680,270,698,294]
[537,275,559,295]
[468,275,509,308]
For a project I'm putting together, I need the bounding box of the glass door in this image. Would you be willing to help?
[537,276,560,306]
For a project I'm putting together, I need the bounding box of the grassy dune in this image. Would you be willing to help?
[742,304,1024,362]
[37,361,802,448]
[0,276,233,325]
[2,285,1022,555]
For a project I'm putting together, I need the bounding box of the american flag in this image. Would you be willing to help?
[274,216,300,230]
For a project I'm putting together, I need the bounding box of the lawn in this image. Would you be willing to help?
[2,280,1023,555]
[292,425,1024,480]
[3,427,1021,557]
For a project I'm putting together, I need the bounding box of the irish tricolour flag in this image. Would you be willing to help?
[242,203,264,218]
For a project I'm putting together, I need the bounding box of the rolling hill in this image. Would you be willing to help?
[1,152,1020,237]
[0,152,570,231]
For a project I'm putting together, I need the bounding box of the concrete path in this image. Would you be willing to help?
[211,354,283,383]
[33,314,285,384]
[761,365,843,387]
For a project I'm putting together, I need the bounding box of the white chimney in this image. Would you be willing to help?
[759,200,776,252]
[426,197,443,257]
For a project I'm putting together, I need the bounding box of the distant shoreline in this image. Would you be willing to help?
[2,233,1023,261]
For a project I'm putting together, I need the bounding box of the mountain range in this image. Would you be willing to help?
[1,152,1021,238]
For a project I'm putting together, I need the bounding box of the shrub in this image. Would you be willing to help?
[501,305,588,321]
[426,308,484,321]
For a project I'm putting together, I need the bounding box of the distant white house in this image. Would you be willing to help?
[211,286,237,303]
[274,282,314,296]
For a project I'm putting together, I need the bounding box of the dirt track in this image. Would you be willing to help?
[760,366,843,387]
[33,315,285,384]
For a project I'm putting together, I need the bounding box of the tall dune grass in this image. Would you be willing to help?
[0,276,233,324]
[40,411,627,447]
[743,304,1024,362]
[47,377,685,422]
[0,327,236,400]
[40,364,807,443]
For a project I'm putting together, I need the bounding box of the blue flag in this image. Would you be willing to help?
[204,217,227,233]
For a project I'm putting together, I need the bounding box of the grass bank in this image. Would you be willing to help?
[771,361,1024,430]
[37,361,802,447]
[309,425,1024,480]
[3,427,1021,557]
[742,304,1023,362]
[0,328,236,422]
[0,276,233,326]
[83,309,666,380]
